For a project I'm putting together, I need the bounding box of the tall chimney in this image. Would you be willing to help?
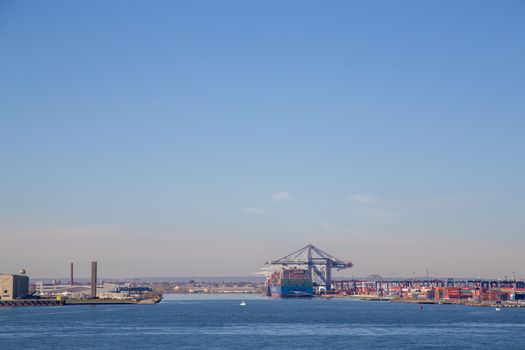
[91,261,97,298]
[70,262,74,286]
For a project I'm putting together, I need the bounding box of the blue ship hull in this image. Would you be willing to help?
[270,285,313,298]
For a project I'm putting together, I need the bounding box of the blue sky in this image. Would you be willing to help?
[1,0,524,278]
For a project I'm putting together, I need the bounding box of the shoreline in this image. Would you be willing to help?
[352,295,525,308]
[0,297,162,308]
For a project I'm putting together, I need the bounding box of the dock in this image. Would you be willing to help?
[65,297,162,305]
[0,299,64,307]
[0,297,162,308]
[390,298,525,308]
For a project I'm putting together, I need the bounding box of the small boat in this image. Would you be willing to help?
[240,301,246,306]
[495,307,501,311]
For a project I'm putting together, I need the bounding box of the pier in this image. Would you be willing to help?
[0,299,64,307]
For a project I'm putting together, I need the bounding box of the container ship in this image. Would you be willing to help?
[266,268,314,298]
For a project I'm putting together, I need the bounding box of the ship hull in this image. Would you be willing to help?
[270,285,313,298]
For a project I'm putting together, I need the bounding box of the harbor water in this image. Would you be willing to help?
[1,294,525,349]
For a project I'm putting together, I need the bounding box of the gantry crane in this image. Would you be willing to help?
[266,244,353,292]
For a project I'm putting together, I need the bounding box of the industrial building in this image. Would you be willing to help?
[0,274,29,300]
[33,261,154,301]
[34,280,142,300]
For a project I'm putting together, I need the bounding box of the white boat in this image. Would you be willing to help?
[240,301,246,306]
[495,307,501,311]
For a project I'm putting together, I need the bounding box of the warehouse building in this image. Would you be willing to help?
[0,274,30,300]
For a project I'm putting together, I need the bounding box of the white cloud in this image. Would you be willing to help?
[348,193,381,204]
[241,207,265,214]
[271,191,294,202]
[321,221,335,231]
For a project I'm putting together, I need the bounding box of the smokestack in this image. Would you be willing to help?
[91,261,97,298]
[70,262,74,286]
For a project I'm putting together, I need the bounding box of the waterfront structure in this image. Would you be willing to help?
[0,274,29,300]
[33,280,156,300]
[266,244,353,293]
[35,281,91,298]
[332,278,525,301]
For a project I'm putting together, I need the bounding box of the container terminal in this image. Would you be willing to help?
[263,244,525,307]
[332,277,525,306]
[263,244,353,297]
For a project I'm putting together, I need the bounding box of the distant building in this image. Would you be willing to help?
[35,281,91,298]
[0,274,29,300]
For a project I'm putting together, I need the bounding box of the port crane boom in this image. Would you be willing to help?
[267,244,353,292]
